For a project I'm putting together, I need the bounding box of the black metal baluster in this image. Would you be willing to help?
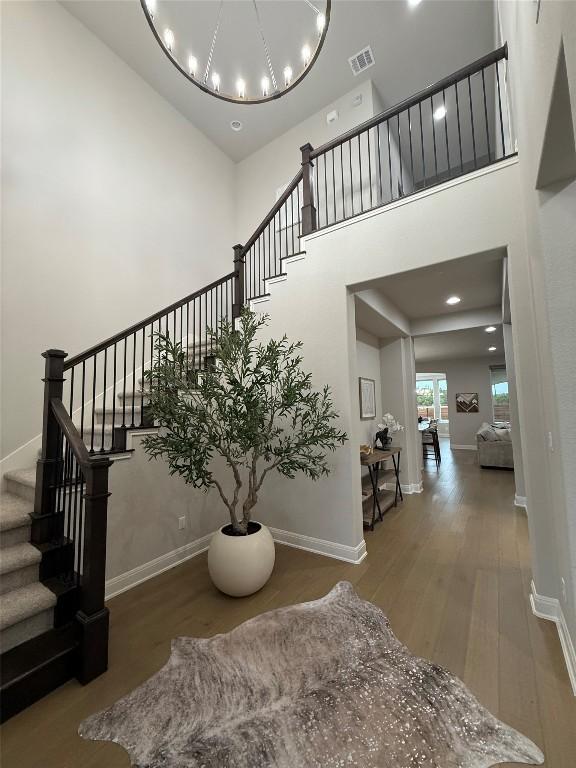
[376,123,383,203]
[455,81,464,173]
[495,61,506,157]
[80,361,86,439]
[419,102,426,187]
[284,202,288,262]
[204,292,208,370]
[367,128,373,208]
[331,149,336,223]
[131,332,136,427]
[407,109,415,191]
[386,120,393,200]
[349,140,354,215]
[100,348,107,452]
[90,355,97,453]
[122,340,127,427]
[397,113,404,196]
[291,190,296,255]
[442,88,450,176]
[111,344,117,450]
[186,303,190,374]
[357,135,363,211]
[314,157,320,227]
[468,75,478,167]
[192,297,196,373]
[481,67,492,163]
[323,153,328,225]
[140,327,145,425]
[431,97,439,179]
[340,143,345,218]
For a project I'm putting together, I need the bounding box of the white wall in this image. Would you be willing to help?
[416,357,505,449]
[355,329,383,445]
[1,1,236,465]
[498,0,576,663]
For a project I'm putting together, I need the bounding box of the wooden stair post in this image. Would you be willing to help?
[76,453,112,684]
[32,349,67,545]
[233,244,245,319]
[300,143,317,236]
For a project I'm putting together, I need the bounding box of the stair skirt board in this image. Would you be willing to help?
[105,529,368,600]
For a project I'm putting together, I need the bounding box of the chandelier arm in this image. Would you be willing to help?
[203,0,224,85]
[303,0,321,13]
[252,0,278,92]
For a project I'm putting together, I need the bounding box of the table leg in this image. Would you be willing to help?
[392,453,403,503]
[368,463,382,528]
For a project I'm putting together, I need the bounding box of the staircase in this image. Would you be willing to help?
[0,45,514,721]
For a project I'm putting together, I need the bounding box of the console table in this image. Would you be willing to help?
[361,447,403,530]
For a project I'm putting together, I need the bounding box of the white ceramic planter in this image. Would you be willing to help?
[208,522,275,597]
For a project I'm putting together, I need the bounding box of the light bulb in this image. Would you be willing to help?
[261,76,270,97]
[485,326,497,333]
[488,346,497,352]
[188,55,197,77]
[236,78,246,99]
[211,72,221,92]
[316,13,326,34]
[302,44,311,66]
[163,28,175,52]
[283,66,293,87]
[434,104,447,121]
[445,295,461,305]
[145,0,157,19]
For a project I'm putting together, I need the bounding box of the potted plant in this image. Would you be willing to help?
[141,309,347,597]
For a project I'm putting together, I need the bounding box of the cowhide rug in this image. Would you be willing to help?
[79,581,544,767]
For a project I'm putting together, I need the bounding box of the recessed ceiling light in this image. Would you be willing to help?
[163,28,175,52]
[446,296,461,305]
[408,0,423,7]
[485,326,497,333]
[488,346,497,352]
[433,104,447,121]
[230,120,243,132]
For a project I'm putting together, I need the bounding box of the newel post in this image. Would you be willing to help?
[300,142,317,236]
[32,349,67,545]
[232,243,245,320]
[76,454,112,684]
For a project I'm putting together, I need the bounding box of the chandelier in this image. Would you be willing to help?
[140,0,331,105]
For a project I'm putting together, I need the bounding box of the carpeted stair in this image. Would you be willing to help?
[0,486,56,653]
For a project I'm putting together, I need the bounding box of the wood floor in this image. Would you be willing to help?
[2,443,575,767]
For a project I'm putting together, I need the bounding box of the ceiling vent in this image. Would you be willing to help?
[348,46,375,77]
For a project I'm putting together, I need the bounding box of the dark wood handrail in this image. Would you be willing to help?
[64,272,236,370]
[310,44,509,159]
[240,168,303,256]
[50,398,96,469]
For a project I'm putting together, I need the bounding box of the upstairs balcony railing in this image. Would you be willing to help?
[32,44,514,689]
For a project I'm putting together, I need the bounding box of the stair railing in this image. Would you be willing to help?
[306,44,513,230]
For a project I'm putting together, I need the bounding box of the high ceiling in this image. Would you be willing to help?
[62,0,496,161]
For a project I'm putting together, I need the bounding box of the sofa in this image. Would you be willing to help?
[476,422,514,469]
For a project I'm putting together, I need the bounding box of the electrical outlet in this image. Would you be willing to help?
[178,516,186,530]
[561,577,567,603]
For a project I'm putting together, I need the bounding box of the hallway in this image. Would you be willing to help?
[2,448,575,767]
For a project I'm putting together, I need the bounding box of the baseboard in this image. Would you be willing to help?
[450,444,478,451]
[530,580,576,696]
[105,534,213,600]
[270,527,367,565]
[382,481,423,494]
[514,494,528,509]
[105,526,368,600]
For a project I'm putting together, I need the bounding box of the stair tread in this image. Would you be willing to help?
[0,493,33,532]
[3,467,36,490]
[0,582,56,631]
[0,543,41,575]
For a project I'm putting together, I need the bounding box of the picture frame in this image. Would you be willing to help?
[455,392,479,413]
[359,377,376,420]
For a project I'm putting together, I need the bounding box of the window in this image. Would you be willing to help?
[416,379,435,420]
[490,366,510,424]
[416,374,448,422]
